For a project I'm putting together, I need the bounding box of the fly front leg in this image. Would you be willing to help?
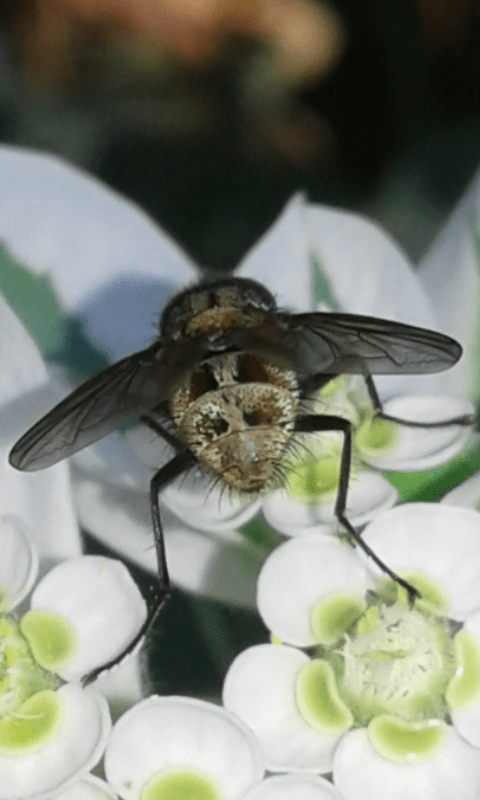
[294,414,420,602]
[83,450,193,685]
[363,373,474,428]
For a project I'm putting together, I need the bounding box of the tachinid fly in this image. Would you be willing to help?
[9,277,469,679]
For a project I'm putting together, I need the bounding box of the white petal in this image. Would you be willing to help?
[0,515,38,610]
[161,469,262,534]
[263,472,397,537]
[304,206,436,325]
[92,656,143,717]
[165,523,263,607]
[262,488,338,536]
[223,644,341,772]
[0,147,200,595]
[123,424,174,471]
[2,458,81,565]
[237,193,439,347]
[333,725,480,800]
[73,474,263,607]
[359,396,473,471]
[239,196,444,400]
[419,165,480,399]
[450,609,480,747]
[0,292,81,563]
[441,470,480,509]
[236,194,312,311]
[362,504,480,619]
[257,535,370,646]
[30,556,147,680]
[0,684,110,800]
[105,696,264,800]
[243,773,342,800]
[54,775,118,800]
[302,202,443,399]
[0,146,199,359]
[74,429,154,490]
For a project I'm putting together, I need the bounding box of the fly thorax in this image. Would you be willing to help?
[169,354,298,493]
[160,279,276,341]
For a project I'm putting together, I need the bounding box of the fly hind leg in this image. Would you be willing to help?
[295,413,420,602]
[363,373,474,428]
[83,449,194,685]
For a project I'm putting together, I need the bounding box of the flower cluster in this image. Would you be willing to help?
[224,503,480,799]
[0,514,148,798]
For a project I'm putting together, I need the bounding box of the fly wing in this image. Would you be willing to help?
[226,311,462,377]
[9,345,167,471]
[284,312,463,377]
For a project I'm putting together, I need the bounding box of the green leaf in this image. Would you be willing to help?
[310,254,341,310]
[241,518,282,552]
[385,446,480,503]
[0,244,109,377]
[0,243,65,355]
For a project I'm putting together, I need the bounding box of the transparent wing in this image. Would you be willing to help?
[227,312,462,377]
[287,312,462,376]
[9,345,167,471]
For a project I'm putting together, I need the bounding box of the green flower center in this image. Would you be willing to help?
[285,445,349,502]
[141,768,222,800]
[338,602,455,724]
[0,616,59,752]
[20,610,77,671]
[295,587,465,763]
[355,417,399,453]
[0,690,61,753]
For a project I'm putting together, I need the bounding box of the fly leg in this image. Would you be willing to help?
[83,450,193,685]
[363,373,474,428]
[295,414,420,602]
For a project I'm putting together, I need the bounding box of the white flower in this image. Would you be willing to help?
[23,555,147,682]
[104,696,264,800]
[0,516,148,799]
[0,147,468,607]
[2,517,147,682]
[223,503,480,800]
[0,683,111,800]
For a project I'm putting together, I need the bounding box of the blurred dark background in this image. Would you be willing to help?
[1,0,479,269]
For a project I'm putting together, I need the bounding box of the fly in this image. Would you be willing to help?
[9,276,471,681]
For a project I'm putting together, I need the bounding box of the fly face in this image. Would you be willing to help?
[169,353,299,493]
